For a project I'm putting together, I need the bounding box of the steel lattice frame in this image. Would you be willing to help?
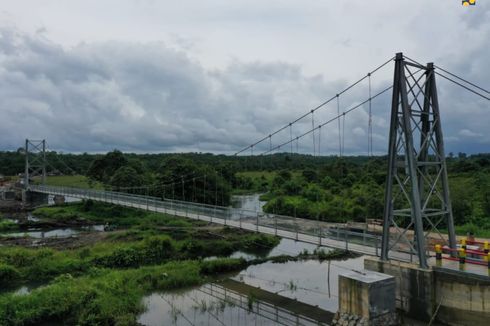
[381,53,457,268]
[24,139,47,189]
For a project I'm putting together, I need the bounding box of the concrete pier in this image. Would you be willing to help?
[334,270,398,326]
[22,190,49,206]
[365,257,490,325]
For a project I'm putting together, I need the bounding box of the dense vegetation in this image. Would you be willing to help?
[2,150,490,235]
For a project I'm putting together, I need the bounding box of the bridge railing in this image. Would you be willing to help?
[30,185,416,259]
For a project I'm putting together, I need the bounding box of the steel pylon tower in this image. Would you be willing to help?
[24,139,47,189]
[381,53,456,268]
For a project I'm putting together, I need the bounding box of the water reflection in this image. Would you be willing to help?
[230,238,320,261]
[140,239,365,324]
[235,256,365,313]
[139,286,272,326]
[138,282,328,326]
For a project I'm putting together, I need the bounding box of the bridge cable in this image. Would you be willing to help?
[368,73,373,156]
[434,72,490,101]
[234,56,395,156]
[45,142,79,175]
[337,94,342,157]
[318,125,322,157]
[257,85,393,155]
[311,111,316,156]
[404,55,489,101]
[434,65,489,94]
[402,53,489,94]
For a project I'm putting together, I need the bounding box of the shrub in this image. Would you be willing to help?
[0,264,20,287]
[200,258,246,275]
[142,236,175,264]
[92,247,141,268]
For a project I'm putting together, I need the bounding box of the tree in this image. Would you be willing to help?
[155,156,232,205]
[87,150,128,182]
[109,166,144,189]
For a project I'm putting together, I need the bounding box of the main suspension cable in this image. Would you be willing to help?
[234,56,395,155]
[257,85,393,155]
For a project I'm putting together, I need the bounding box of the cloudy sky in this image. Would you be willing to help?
[0,0,488,155]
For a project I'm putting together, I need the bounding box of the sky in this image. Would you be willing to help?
[0,0,488,155]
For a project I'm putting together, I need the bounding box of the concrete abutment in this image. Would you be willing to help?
[364,257,490,325]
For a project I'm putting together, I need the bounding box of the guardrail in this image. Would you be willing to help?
[436,240,490,270]
[29,185,418,262]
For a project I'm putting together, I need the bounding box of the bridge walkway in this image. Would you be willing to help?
[30,185,417,263]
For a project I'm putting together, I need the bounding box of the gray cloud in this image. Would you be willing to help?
[0,20,488,155]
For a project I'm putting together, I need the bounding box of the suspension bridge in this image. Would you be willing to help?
[18,52,490,325]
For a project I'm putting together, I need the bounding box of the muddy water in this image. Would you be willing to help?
[232,238,365,312]
[231,194,265,213]
[138,285,280,326]
[1,224,104,238]
[139,239,365,325]
[235,255,365,312]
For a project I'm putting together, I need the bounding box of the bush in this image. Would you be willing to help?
[92,247,141,268]
[200,258,247,275]
[142,236,175,264]
[81,199,94,212]
[0,264,20,287]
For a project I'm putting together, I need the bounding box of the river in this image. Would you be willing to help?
[137,194,365,325]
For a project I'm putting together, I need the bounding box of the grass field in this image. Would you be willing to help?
[34,175,104,189]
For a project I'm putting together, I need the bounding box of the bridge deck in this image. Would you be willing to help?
[30,185,419,263]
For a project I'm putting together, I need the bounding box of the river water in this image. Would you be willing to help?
[137,194,365,325]
[230,194,266,213]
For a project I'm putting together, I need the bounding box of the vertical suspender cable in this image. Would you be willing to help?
[220,170,224,206]
[311,111,316,156]
[318,125,322,157]
[368,73,373,156]
[193,178,196,202]
[337,94,342,157]
[342,112,345,157]
[289,123,293,156]
[215,171,218,206]
[251,145,254,171]
[181,177,185,201]
[269,135,272,166]
[203,175,206,204]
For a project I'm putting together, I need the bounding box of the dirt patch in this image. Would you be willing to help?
[0,230,114,249]
[0,199,24,213]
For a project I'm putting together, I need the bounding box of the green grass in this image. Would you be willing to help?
[3,203,281,284]
[0,219,18,232]
[455,223,490,238]
[33,201,203,228]
[34,175,103,189]
[0,258,246,325]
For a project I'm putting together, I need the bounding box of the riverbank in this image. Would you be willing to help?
[0,200,355,325]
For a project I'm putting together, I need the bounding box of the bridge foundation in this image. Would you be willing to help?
[22,190,49,206]
[53,195,65,205]
[334,270,398,326]
[364,257,490,325]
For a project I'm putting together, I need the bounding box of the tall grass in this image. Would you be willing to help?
[0,259,246,325]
